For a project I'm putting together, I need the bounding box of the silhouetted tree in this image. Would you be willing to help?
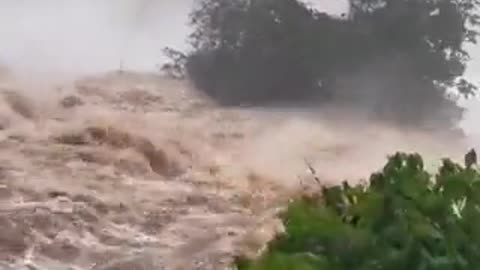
[169,0,480,129]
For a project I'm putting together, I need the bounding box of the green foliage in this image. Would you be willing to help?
[236,152,480,270]
[172,0,480,129]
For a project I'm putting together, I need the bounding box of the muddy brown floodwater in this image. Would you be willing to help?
[0,70,468,269]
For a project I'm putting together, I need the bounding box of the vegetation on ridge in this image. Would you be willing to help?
[235,152,480,270]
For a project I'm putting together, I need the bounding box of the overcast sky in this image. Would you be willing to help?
[0,0,350,74]
[0,0,479,134]
[0,0,194,74]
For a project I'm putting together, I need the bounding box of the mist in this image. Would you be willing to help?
[0,0,351,75]
[0,0,193,76]
[0,0,479,139]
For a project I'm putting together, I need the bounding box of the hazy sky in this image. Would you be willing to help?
[0,0,479,134]
[0,0,349,74]
[0,0,194,74]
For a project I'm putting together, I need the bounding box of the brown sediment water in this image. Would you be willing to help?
[0,70,467,269]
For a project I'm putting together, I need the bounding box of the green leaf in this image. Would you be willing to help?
[237,151,480,270]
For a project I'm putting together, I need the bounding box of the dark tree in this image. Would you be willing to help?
[168,0,480,129]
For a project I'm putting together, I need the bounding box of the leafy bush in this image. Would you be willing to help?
[236,152,480,270]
